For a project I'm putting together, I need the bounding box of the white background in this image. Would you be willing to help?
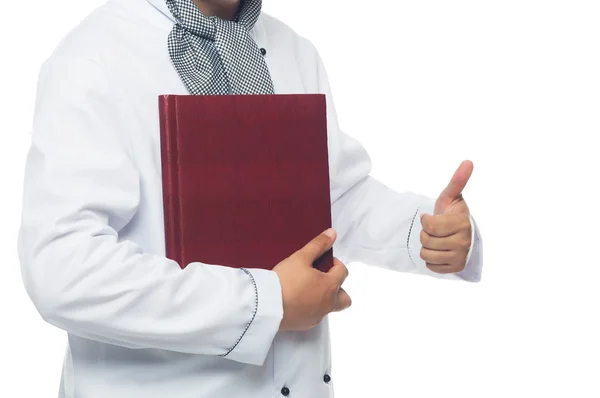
[1,0,599,397]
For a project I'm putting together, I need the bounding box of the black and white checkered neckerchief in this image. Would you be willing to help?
[165,0,274,95]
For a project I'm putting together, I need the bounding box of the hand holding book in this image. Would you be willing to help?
[274,228,351,332]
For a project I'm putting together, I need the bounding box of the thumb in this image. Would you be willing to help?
[435,160,473,214]
[296,228,337,264]
[332,288,352,312]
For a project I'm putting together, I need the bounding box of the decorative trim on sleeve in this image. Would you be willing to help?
[407,207,420,268]
[221,267,259,357]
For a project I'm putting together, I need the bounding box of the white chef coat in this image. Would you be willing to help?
[17,0,483,397]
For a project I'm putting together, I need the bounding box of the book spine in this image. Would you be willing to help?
[159,95,184,268]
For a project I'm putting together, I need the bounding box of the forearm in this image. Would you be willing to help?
[18,221,283,365]
[331,175,429,272]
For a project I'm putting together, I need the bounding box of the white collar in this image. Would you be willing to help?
[146,0,177,23]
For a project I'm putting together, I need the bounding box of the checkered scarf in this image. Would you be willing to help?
[165,0,274,95]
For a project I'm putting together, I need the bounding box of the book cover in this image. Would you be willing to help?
[159,94,333,272]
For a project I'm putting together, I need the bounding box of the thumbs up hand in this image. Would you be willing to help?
[419,160,474,274]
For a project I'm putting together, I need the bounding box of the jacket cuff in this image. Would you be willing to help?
[222,268,283,366]
[456,215,483,282]
[408,200,482,281]
[407,199,435,272]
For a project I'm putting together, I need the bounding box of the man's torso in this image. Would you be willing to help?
[52,0,335,397]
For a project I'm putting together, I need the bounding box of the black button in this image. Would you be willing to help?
[260,48,267,56]
[281,387,290,396]
[323,374,331,383]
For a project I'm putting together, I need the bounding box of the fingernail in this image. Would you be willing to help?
[323,228,336,238]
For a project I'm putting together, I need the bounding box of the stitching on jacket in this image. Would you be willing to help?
[222,268,259,357]
[407,207,420,267]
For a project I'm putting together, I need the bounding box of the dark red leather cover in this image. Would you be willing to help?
[159,94,333,271]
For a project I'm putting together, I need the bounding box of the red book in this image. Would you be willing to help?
[159,94,333,272]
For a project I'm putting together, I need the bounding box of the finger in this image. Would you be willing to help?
[296,228,337,264]
[437,160,473,204]
[420,247,459,266]
[420,230,471,251]
[332,288,352,312]
[425,264,462,274]
[420,230,455,250]
[420,213,470,237]
[326,257,349,285]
